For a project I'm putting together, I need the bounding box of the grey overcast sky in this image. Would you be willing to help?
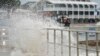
[20,0,100,7]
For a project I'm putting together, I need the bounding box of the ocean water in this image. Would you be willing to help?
[9,9,64,56]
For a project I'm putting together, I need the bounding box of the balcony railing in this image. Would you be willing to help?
[68,15,95,18]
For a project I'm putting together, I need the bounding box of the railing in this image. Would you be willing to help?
[68,15,95,19]
[46,28,100,56]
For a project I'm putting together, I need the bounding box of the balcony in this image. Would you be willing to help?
[68,15,95,19]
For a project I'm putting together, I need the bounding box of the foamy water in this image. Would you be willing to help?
[9,9,64,56]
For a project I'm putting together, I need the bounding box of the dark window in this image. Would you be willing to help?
[95,5,97,8]
[74,11,78,15]
[90,5,94,8]
[78,18,83,23]
[55,4,66,7]
[74,4,78,8]
[85,5,88,8]
[85,11,89,15]
[58,11,66,15]
[68,11,72,15]
[77,0,81,1]
[73,18,78,23]
[79,4,83,8]
[46,1,52,4]
[97,11,99,15]
[90,11,94,15]
[68,4,72,8]
[79,11,83,15]
[89,18,95,23]
[82,0,85,1]
[84,18,89,23]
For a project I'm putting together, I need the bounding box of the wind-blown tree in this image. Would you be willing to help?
[0,0,21,18]
[0,0,21,9]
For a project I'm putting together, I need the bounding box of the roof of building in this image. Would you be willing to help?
[47,0,97,5]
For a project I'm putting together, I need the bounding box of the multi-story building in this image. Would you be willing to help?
[23,0,99,24]
[41,0,99,23]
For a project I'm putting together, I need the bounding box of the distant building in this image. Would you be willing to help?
[23,0,100,24]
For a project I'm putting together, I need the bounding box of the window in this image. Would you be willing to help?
[46,1,52,4]
[79,11,83,15]
[81,0,85,1]
[84,18,89,23]
[74,11,78,15]
[95,5,97,8]
[90,11,94,15]
[46,4,53,8]
[55,4,66,7]
[68,4,72,8]
[74,4,78,8]
[76,0,80,1]
[85,5,88,8]
[58,11,66,15]
[78,18,83,23]
[46,1,53,7]
[90,5,94,8]
[88,18,95,23]
[79,4,83,8]
[97,11,99,15]
[85,11,89,15]
[73,18,78,23]
[68,11,72,15]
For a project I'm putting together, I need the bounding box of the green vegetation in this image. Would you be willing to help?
[0,0,21,9]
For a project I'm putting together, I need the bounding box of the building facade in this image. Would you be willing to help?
[41,0,99,23]
[23,0,99,24]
